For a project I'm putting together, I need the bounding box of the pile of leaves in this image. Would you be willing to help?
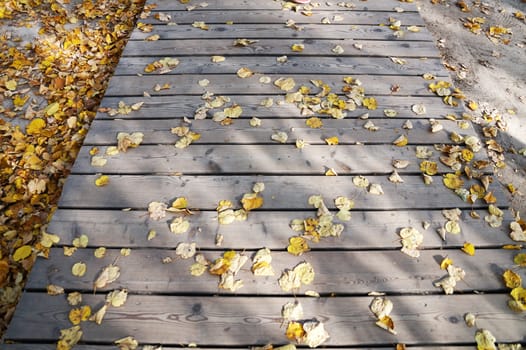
[0,0,145,336]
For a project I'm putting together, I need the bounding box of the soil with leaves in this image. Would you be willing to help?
[0,0,146,336]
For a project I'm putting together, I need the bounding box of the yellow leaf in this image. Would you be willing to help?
[502,244,522,250]
[393,135,408,147]
[461,242,475,256]
[5,79,17,90]
[291,43,304,52]
[68,305,91,325]
[287,236,310,256]
[26,118,46,135]
[475,329,496,350]
[443,173,464,189]
[306,117,323,128]
[241,193,263,211]
[514,253,526,267]
[363,97,377,110]
[440,257,453,270]
[211,55,225,63]
[376,315,397,335]
[286,322,305,341]
[502,270,521,289]
[467,100,478,111]
[13,94,29,107]
[325,168,338,176]
[325,136,339,145]
[57,326,83,350]
[237,67,254,78]
[171,197,188,209]
[95,175,110,187]
[71,262,87,277]
[45,102,60,116]
[420,161,437,175]
[13,245,32,261]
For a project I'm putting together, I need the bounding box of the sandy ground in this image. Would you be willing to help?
[415,0,526,218]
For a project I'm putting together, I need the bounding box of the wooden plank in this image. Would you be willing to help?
[115,56,448,77]
[6,293,525,344]
[98,95,464,120]
[97,95,465,120]
[123,39,442,58]
[150,0,419,12]
[26,248,520,294]
[83,118,476,145]
[57,175,507,210]
[1,345,478,350]
[140,10,426,25]
[47,209,515,249]
[72,144,490,175]
[130,24,434,41]
[104,74,448,97]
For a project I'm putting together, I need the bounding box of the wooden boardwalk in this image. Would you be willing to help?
[5,0,525,348]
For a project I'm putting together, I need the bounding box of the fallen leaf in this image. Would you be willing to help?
[57,326,83,350]
[475,329,496,350]
[287,236,310,256]
[462,242,476,256]
[503,270,521,289]
[94,264,120,290]
[69,305,91,325]
[106,289,128,307]
[170,217,190,234]
[115,336,139,350]
[71,262,87,277]
[13,245,32,262]
[175,242,197,259]
[237,67,254,78]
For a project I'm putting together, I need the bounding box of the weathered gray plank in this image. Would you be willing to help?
[98,95,464,120]
[7,293,525,344]
[84,118,476,145]
[72,144,490,175]
[140,10,426,25]
[47,209,515,249]
[115,56,448,77]
[26,248,520,294]
[150,0,418,12]
[57,175,507,210]
[105,74,448,97]
[130,24,434,41]
[123,39,442,58]
[1,345,479,350]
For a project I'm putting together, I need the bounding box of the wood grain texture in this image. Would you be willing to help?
[105,74,448,97]
[123,39,442,58]
[57,175,508,210]
[72,144,490,175]
[130,24,434,41]
[83,118,476,145]
[150,0,419,12]
[46,209,515,249]
[1,345,478,350]
[26,248,521,294]
[6,293,525,344]
[139,10,426,25]
[97,95,465,120]
[114,56,448,77]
